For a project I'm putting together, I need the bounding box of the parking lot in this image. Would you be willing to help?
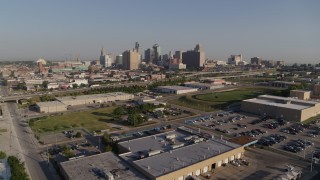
[199,147,314,180]
[186,111,320,161]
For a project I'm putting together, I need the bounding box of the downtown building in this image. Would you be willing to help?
[182,44,205,69]
[122,49,140,70]
[99,48,112,68]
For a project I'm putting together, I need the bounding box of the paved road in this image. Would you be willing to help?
[6,102,60,180]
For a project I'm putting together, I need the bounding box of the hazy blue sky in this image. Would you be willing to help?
[0,0,319,64]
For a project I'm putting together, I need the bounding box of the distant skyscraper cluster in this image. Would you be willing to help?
[95,42,285,71]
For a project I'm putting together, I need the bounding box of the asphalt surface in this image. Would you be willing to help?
[6,102,60,180]
[1,84,59,180]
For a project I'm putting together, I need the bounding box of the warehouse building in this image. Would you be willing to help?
[118,127,245,180]
[269,81,300,89]
[56,92,134,106]
[184,82,224,90]
[36,101,67,113]
[60,152,146,180]
[36,92,134,113]
[157,86,198,94]
[241,95,320,122]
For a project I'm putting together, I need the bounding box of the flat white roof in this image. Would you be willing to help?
[158,86,197,91]
[243,95,319,110]
[36,101,66,107]
[56,92,132,101]
[132,139,240,178]
[60,152,145,180]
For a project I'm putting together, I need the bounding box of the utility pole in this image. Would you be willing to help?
[310,151,314,172]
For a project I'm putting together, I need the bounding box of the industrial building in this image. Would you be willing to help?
[117,127,245,180]
[36,92,134,113]
[36,101,67,113]
[269,81,300,89]
[56,92,134,106]
[60,152,146,180]
[241,95,320,122]
[157,86,198,94]
[290,90,311,100]
[59,127,251,180]
[184,82,224,90]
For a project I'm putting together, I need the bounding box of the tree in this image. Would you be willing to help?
[80,83,87,88]
[113,107,127,116]
[42,81,49,89]
[2,79,8,86]
[102,132,112,144]
[74,132,82,138]
[7,156,29,180]
[17,82,26,90]
[72,84,79,89]
[0,151,6,159]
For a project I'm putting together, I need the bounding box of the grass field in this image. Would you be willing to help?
[30,106,118,134]
[170,87,285,112]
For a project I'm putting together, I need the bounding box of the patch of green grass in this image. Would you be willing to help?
[170,87,285,112]
[0,128,7,133]
[301,115,320,125]
[30,107,118,134]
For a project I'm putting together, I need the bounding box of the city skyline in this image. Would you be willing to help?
[0,0,319,63]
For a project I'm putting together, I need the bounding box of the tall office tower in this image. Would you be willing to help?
[144,48,155,64]
[182,44,205,69]
[174,50,183,60]
[122,50,139,70]
[100,47,106,67]
[251,57,262,65]
[115,54,123,65]
[227,54,242,65]
[168,51,173,59]
[152,44,161,64]
[100,48,112,67]
[134,42,142,62]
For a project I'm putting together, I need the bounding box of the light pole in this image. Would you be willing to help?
[310,151,315,172]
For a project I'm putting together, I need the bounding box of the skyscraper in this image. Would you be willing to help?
[251,57,262,65]
[152,44,161,64]
[115,54,123,65]
[122,50,139,70]
[99,48,112,67]
[182,44,205,69]
[100,47,106,66]
[144,48,155,64]
[134,42,142,62]
[174,51,181,59]
[227,54,242,65]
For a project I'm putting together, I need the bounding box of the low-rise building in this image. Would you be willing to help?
[47,83,60,89]
[269,81,300,89]
[290,90,311,100]
[56,92,134,106]
[118,127,245,180]
[169,63,187,70]
[157,86,198,94]
[36,101,67,113]
[184,82,224,90]
[60,152,145,180]
[241,95,320,122]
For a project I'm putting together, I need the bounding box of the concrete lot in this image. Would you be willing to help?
[200,147,317,180]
